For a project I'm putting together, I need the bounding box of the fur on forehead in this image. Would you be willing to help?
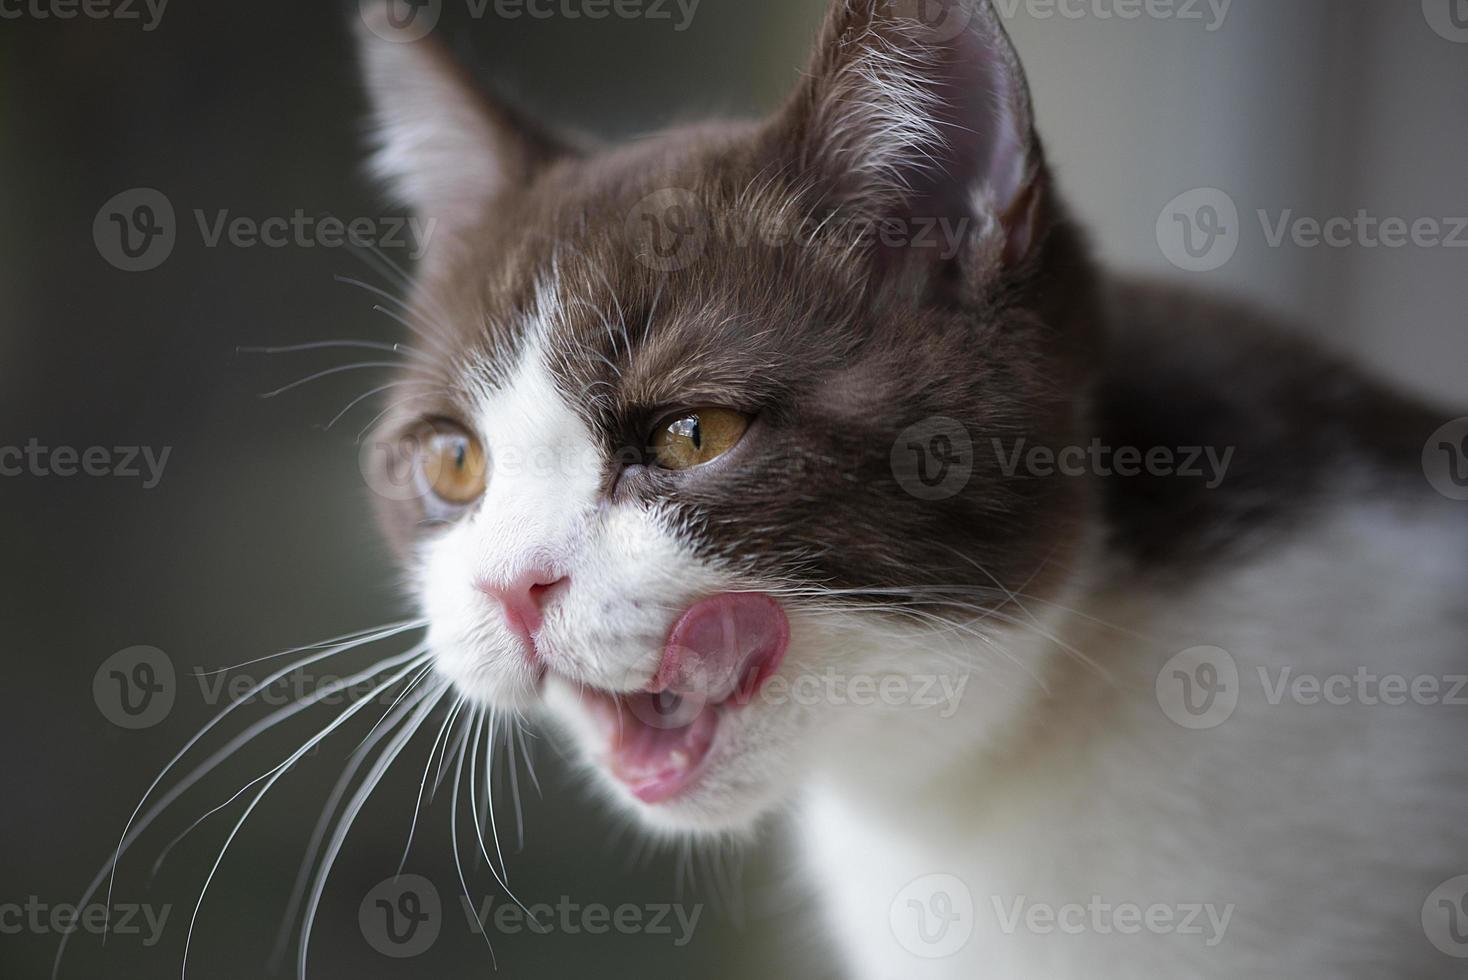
[357,0,1065,402]
[435,132,892,414]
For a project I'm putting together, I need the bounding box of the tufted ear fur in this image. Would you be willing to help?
[772,0,1045,272]
[355,4,567,256]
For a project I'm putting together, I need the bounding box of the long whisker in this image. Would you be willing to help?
[77,619,425,971]
[297,681,450,980]
[505,714,525,851]
[399,694,465,874]
[515,723,542,799]
[331,275,450,356]
[236,340,425,359]
[178,651,433,979]
[190,619,425,676]
[466,707,534,914]
[149,649,432,877]
[353,387,457,444]
[323,379,426,431]
[267,672,442,972]
[433,697,472,798]
[450,710,499,969]
[259,361,434,400]
[353,658,437,753]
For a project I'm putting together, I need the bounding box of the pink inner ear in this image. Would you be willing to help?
[978,58,1031,210]
[789,0,1041,267]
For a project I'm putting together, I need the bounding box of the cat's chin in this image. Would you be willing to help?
[541,592,797,835]
[543,675,797,835]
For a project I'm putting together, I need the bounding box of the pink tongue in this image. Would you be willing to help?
[606,593,789,804]
[654,593,790,705]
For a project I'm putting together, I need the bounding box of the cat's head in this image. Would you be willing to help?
[358,0,1098,835]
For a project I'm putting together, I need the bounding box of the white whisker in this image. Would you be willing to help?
[178,651,432,979]
[268,673,444,971]
[297,681,449,980]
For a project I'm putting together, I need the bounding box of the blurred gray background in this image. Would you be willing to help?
[2,1,1463,977]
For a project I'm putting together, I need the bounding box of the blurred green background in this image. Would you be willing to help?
[2,1,1462,978]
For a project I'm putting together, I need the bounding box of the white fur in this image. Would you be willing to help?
[802,498,1468,978]
[418,304,714,704]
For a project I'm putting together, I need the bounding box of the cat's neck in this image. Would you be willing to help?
[805,526,1113,825]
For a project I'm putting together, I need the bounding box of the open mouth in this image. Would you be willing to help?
[575,593,789,804]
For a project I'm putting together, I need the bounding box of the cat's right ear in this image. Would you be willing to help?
[772,0,1047,276]
[355,6,564,250]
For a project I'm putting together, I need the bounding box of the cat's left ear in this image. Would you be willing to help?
[355,7,566,252]
[772,0,1045,272]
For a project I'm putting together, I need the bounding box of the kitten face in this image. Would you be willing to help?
[361,0,1098,834]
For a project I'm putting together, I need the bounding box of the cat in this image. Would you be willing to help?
[346,1,1468,977]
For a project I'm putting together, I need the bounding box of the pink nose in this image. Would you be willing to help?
[478,569,567,650]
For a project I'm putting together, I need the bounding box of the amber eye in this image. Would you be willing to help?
[421,424,487,504]
[650,408,749,470]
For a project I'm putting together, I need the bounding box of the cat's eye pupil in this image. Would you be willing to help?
[670,416,701,449]
[650,408,749,471]
[678,416,701,448]
[421,425,487,506]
